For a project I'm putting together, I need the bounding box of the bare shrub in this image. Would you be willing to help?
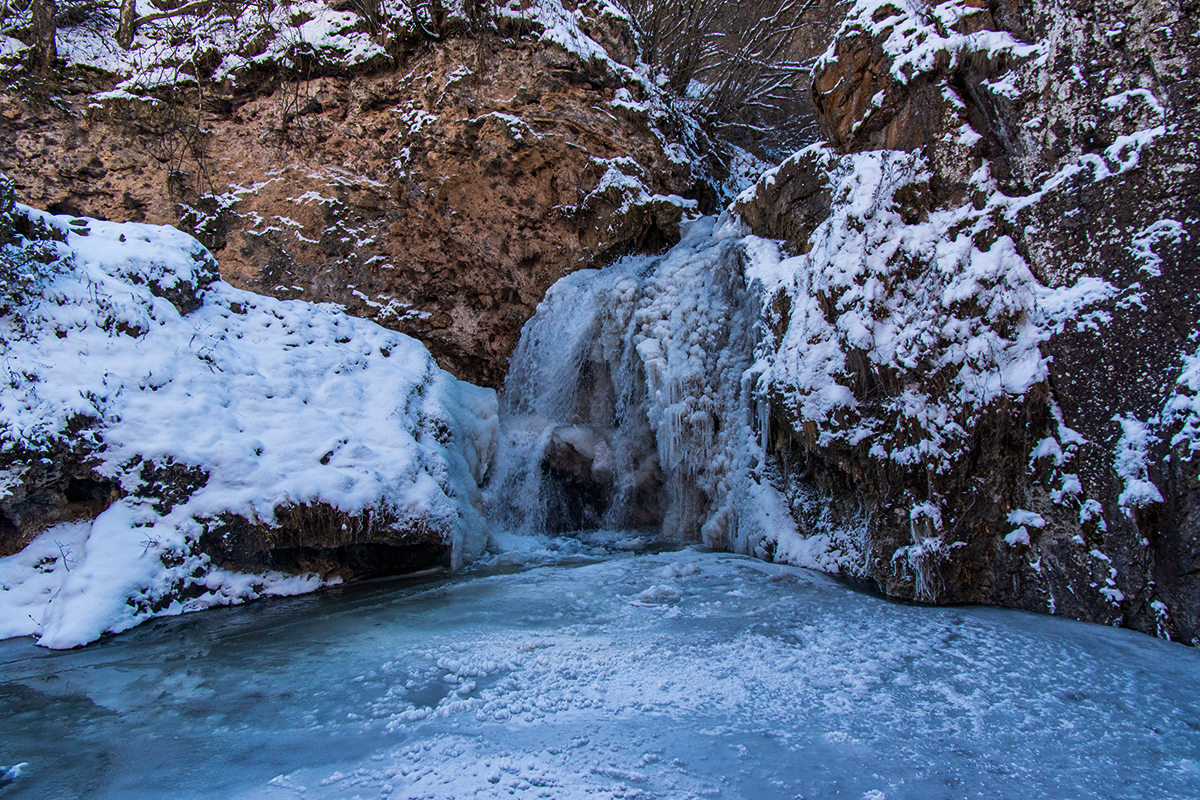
[619,0,846,158]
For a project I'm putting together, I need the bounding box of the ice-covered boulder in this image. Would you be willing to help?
[0,184,497,648]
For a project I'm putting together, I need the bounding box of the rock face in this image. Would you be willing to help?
[737,0,1200,643]
[0,3,712,387]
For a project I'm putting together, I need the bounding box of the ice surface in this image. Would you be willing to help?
[0,546,1197,799]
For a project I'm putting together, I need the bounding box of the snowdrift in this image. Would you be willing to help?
[0,184,496,648]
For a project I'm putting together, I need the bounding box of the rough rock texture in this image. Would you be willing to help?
[0,433,123,557]
[197,503,449,581]
[737,0,1200,643]
[0,8,712,387]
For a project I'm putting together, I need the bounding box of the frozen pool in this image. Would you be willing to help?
[2,542,1199,799]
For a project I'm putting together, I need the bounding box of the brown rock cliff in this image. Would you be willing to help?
[0,14,714,387]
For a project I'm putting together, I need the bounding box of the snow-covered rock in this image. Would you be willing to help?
[731,0,1200,642]
[0,183,497,648]
[0,0,718,387]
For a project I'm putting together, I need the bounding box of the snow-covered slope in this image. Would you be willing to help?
[0,183,496,648]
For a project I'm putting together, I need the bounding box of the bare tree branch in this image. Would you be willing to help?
[618,0,840,156]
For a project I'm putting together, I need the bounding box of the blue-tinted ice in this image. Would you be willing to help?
[1,544,1198,799]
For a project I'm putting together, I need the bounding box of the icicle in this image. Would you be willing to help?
[484,217,789,551]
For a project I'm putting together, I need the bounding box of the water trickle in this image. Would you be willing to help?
[484,216,785,552]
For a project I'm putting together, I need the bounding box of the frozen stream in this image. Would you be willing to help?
[2,540,1199,799]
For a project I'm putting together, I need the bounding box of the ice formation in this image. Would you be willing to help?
[485,216,810,565]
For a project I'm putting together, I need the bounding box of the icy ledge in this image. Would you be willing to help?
[0,198,497,649]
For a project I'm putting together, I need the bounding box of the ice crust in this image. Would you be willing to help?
[2,547,1198,799]
[0,207,497,648]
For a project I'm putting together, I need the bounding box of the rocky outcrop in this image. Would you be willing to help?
[0,2,713,386]
[0,431,124,558]
[0,191,498,646]
[197,503,449,581]
[737,0,1200,643]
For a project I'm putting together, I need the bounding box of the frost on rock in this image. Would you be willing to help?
[816,0,1042,86]
[739,139,1110,591]
[49,0,649,98]
[1128,220,1187,278]
[753,145,1095,473]
[740,142,1115,597]
[1164,344,1200,459]
[0,199,497,648]
[720,0,1200,640]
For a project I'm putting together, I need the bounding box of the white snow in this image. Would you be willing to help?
[1004,528,1031,547]
[1166,343,1200,457]
[1007,509,1046,529]
[1102,88,1167,118]
[1004,509,1044,547]
[818,0,1043,86]
[0,35,28,58]
[1112,415,1164,513]
[0,206,497,648]
[54,0,645,99]
[1128,219,1187,278]
[746,145,1112,481]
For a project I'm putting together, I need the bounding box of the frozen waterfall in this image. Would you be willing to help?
[483,216,795,555]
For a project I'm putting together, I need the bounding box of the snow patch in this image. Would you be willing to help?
[1113,415,1164,514]
[1128,219,1187,278]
